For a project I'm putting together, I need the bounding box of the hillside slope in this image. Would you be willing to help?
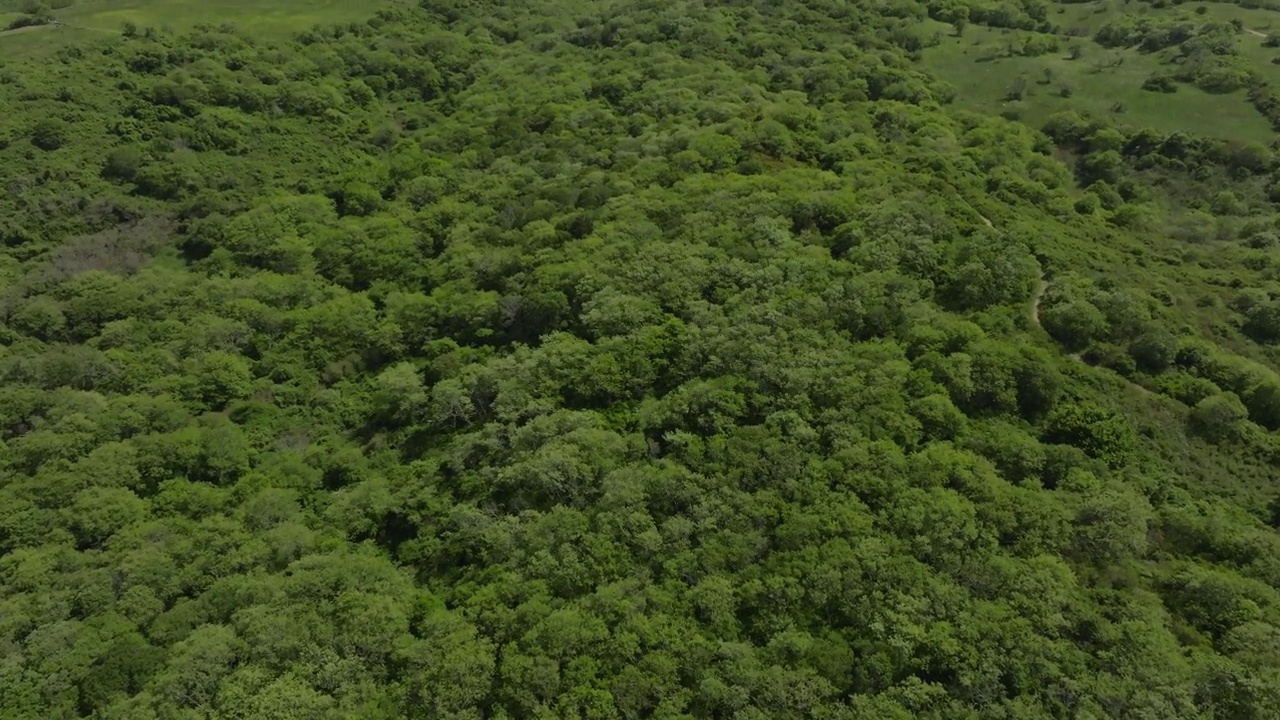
[2,1,1280,718]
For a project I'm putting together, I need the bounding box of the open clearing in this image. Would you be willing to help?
[919,3,1280,145]
[0,0,398,58]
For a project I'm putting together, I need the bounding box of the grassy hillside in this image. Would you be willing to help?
[921,20,1277,142]
[920,0,1280,144]
[0,0,398,58]
[1,0,1280,718]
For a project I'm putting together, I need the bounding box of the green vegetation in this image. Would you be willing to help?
[2,0,1280,718]
[0,0,395,58]
[921,0,1280,144]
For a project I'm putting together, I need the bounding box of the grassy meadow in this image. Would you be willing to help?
[0,0,399,58]
[920,2,1280,144]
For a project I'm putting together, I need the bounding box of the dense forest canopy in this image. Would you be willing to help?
[4,0,1280,718]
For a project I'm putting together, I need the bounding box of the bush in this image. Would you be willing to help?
[31,118,68,150]
[1080,150,1124,186]
[1155,371,1220,406]
[1142,75,1178,93]
[7,4,53,30]
[1244,301,1280,343]
[1073,194,1099,215]
[337,181,384,217]
[102,147,144,182]
[1042,299,1108,350]
[1211,191,1247,216]
[1196,67,1252,95]
[1130,328,1178,371]
[1245,382,1280,430]
[1108,203,1152,230]
[1190,392,1249,441]
[1043,401,1137,468]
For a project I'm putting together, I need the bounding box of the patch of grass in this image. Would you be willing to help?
[1096,3,1280,85]
[0,0,399,58]
[920,3,1280,144]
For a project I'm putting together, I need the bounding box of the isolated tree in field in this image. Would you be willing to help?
[1006,75,1029,101]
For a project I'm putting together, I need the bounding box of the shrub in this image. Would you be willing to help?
[1246,382,1280,430]
[338,181,384,217]
[1043,401,1137,468]
[1244,301,1280,343]
[1073,194,1099,215]
[1042,299,1108,350]
[1190,392,1249,441]
[102,147,143,182]
[31,118,68,150]
[1142,75,1178,93]
[1129,328,1178,371]
[1155,371,1221,406]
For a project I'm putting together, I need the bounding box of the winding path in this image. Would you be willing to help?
[981,188,1158,398]
[1031,275,1048,327]
[1031,275,1082,363]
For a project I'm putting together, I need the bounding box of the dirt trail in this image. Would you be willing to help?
[1247,28,1269,38]
[1030,275,1082,362]
[1031,275,1048,327]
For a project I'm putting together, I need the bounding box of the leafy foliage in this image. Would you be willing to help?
[0,0,1279,718]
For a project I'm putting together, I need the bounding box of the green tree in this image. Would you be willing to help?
[31,118,68,151]
[1041,300,1107,351]
[68,487,147,548]
[1072,485,1153,565]
[1190,392,1250,442]
[1245,302,1280,343]
[154,624,247,711]
[1130,328,1178,372]
[1042,401,1136,468]
[1246,382,1280,430]
[185,351,255,410]
[909,394,967,441]
[371,362,429,425]
[338,181,385,217]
